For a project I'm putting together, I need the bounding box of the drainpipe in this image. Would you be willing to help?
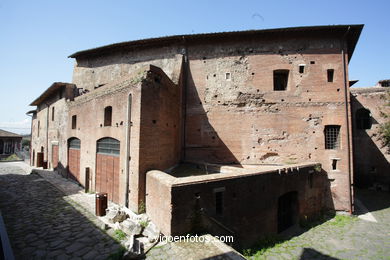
[45,102,50,167]
[124,93,132,207]
[181,37,188,161]
[341,26,353,214]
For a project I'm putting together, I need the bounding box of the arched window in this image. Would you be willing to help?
[68,138,81,149]
[356,108,371,129]
[104,106,112,126]
[97,137,120,156]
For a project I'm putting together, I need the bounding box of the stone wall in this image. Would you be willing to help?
[72,46,183,91]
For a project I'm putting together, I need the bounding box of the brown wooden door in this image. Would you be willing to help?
[96,138,120,203]
[68,138,81,182]
[52,145,59,169]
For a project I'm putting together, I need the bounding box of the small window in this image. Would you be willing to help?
[225,72,231,80]
[332,159,338,170]
[273,70,289,91]
[104,106,112,126]
[52,107,55,121]
[324,125,340,150]
[299,65,305,74]
[37,121,40,137]
[327,69,334,82]
[356,108,371,129]
[215,191,224,216]
[97,137,120,156]
[72,115,77,129]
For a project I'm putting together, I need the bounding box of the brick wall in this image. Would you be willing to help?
[351,87,390,187]
[146,163,331,248]
[183,36,352,211]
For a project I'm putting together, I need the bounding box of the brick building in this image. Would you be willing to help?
[0,129,22,159]
[351,80,390,189]
[29,25,366,246]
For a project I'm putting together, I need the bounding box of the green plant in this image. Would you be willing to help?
[113,229,127,241]
[138,200,146,214]
[242,235,285,257]
[314,164,322,172]
[1,154,21,161]
[329,214,357,227]
[140,220,149,229]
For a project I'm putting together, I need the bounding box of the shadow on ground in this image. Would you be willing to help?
[299,248,339,260]
[355,188,390,213]
[0,171,124,259]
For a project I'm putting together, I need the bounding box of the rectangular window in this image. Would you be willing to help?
[52,107,55,121]
[327,69,334,82]
[325,125,340,149]
[273,70,289,91]
[72,115,77,129]
[225,72,231,80]
[332,159,338,170]
[37,121,40,137]
[299,65,305,74]
[215,191,224,215]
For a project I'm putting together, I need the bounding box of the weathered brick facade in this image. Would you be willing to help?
[29,25,369,245]
[351,83,390,188]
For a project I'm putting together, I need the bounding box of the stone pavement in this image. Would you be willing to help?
[244,189,390,260]
[146,234,245,260]
[0,162,124,259]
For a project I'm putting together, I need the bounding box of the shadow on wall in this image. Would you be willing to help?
[351,98,390,189]
[184,59,242,165]
[184,167,335,249]
[355,188,390,214]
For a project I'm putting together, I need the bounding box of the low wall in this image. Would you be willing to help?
[146,163,331,247]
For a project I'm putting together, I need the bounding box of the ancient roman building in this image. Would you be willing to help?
[29,25,365,246]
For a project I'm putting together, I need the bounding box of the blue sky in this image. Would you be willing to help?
[0,0,389,134]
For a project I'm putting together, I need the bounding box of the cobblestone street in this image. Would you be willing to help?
[1,161,390,260]
[0,162,123,260]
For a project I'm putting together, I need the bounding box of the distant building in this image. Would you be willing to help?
[0,129,22,159]
[28,25,366,246]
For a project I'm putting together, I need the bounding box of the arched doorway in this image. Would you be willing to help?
[96,137,120,203]
[68,138,81,182]
[277,191,298,233]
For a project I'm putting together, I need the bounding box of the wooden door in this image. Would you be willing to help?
[68,138,80,182]
[96,138,120,203]
[52,145,59,169]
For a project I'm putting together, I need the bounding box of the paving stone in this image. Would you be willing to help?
[0,162,123,259]
[82,250,99,259]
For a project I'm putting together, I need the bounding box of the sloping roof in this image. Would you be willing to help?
[0,129,23,138]
[30,82,74,106]
[69,24,364,61]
